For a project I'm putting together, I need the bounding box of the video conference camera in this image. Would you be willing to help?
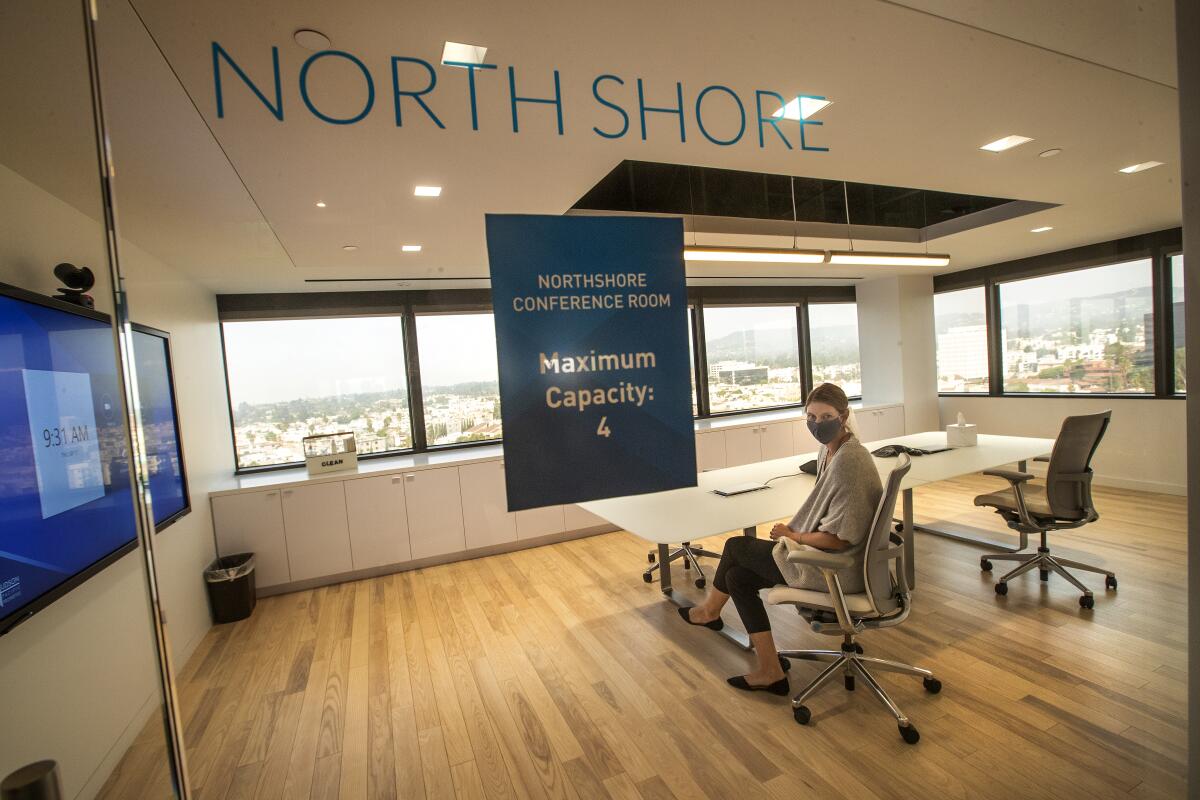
[52,262,96,309]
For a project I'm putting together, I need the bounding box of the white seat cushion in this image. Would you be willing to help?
[765,586,878,616]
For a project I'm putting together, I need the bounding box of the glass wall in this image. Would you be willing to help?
[808,302,861,397]
[416,312,502,444]
[1172,254,1186,393]
[703,305,803,412]
[934,287,989,392]
[222,317,412,468]
[998,259,1154,394]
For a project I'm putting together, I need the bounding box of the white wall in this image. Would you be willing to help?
[0,163,232,797]
[856,275,940,432]
[940,395,1187,495]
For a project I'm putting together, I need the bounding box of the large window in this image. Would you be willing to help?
[222,317,412,468]
[703,305,802,412]
[416,313,502,444]
[808,302,861,397]
[998,259,1154,394]
[934,287,989,392]
[1172,255,1186,393]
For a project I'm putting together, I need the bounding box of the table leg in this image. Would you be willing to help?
[743,526,757,537]
[902,489,915,590]
[658,539,752,651]
[657,543,672,594]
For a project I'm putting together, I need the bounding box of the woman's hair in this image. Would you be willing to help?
[805,382,850,415]
[806,383,858,436]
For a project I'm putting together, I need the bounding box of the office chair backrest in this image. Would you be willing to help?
[863,453,911,616]
[1045,410,1111,519]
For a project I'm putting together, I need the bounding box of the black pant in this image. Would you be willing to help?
[713,536,786,635]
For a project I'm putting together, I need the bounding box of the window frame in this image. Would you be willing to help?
[932,227,1183,401]
[931,286,991,396]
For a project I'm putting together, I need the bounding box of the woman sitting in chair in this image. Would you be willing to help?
[679,382,883,695]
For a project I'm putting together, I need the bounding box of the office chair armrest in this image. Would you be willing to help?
[786,548,856,570]
[982,468,1034,484]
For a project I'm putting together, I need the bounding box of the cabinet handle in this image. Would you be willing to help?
[405,474,416,481]
[265,491,278,497]
[391,477,402,484]
[282,489,293,496]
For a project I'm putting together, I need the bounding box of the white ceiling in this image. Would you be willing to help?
[79,0,1183,293]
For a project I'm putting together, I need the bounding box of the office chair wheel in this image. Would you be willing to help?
[792,705,812,725]
[642,572,653,583]
[1079,594,1095,609]
[647,552,656,564]
[1106,575,1118,590]
[898,724,920,745]
[994,582,1008,596]
[980,558,992,572]
[694,578,706,589]
[1039,569,1050,582]
[854,643,864,654]
[923,677,942,694]
[844,675,855,691]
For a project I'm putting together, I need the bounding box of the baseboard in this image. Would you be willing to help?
[1091,473,1186,496]
[256,523,619,598]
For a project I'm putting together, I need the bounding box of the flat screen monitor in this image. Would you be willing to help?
[0,282,138,635]
[132,324,190,530]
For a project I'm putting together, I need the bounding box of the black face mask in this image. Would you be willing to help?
[807,417,843,445]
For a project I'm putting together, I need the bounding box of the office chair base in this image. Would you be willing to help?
[643,542,720,588]
[982,546,1115,606]
[779,646,937,743]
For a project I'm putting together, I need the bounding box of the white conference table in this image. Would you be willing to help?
[581,431,1054,647]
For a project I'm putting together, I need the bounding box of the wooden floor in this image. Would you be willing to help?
[100,473,1188,799]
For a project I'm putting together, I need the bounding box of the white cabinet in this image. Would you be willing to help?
[759,421,793,461]
[724,422,794,466]
[403,467,467,559]
[724,426,761,467]
[459,461,518,549]
[695,431,727,471]
[211,490,290,588]
[281,483,353,582]
[344,475,412,569]
[856,405,905,443]
[516,505,566,540]
[563,504,607,530]
[793,420,820,456]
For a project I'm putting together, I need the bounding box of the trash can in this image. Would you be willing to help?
[204,553,256,624]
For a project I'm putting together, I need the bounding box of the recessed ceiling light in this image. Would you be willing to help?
[414,185,442,197]
[293,29,331,51]
[315,201,327,208]
[772,96,833,121]
[342,245,358,251]
[1118,161,1164,174]
[1039,148,1062,158]
[402,245,422,252]
[980,135,1034,153]
[1030,226,1053,233]
[442,42,488,66]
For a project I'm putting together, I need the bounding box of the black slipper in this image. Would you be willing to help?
[677,606,724,631]
[727,674,790,696]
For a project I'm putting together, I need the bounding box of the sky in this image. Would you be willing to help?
[999,258,1152,306]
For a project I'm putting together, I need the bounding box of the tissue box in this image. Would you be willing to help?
[946,423,977,448]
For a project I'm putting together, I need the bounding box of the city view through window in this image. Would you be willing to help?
[808,302,862,397]
[223,317,412,468]
[999,259,1155,393]
[704,306,804,412]
[1172,255,1186,393]
[415,313,503,445]
[935,287,989,392]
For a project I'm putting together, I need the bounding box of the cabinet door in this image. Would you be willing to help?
[792,419,820,457]
[516,505,566,540]
[854,408,881,444]
[459,461,517,549]
[281,482,353,582]
[759,421,794,461]
[211,490,290,588]
[876,405,906,439]
[403,467,467,560]
[563,504,607,530]
[344,475,412,570]
[695,431,727,471]
[724,426,761,467]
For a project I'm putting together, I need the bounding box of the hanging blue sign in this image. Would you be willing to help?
[486,215,696,511]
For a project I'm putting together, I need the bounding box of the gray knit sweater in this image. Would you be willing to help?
[771,436,883,594]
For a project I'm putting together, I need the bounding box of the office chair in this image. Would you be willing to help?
[766,454,941,744]
[643,541,720,588]
[975,410,1115,609]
